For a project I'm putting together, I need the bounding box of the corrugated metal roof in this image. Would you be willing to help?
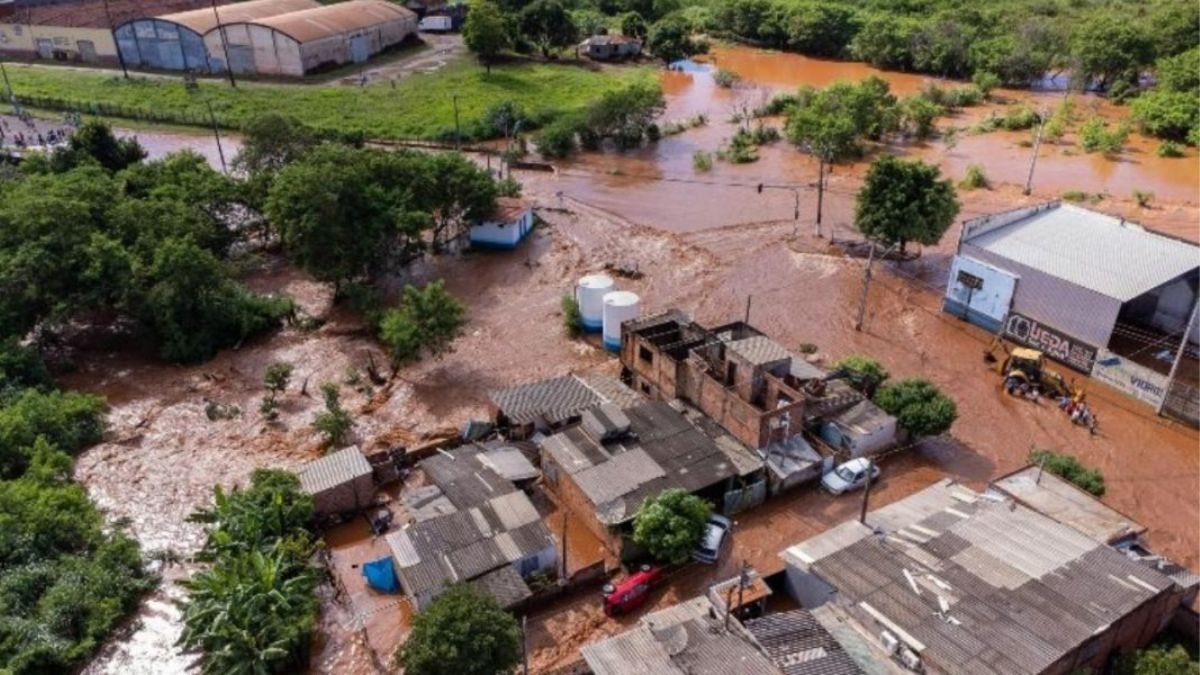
[296,446,372,495]
[964,203,1199,301]
[477,442,540,482]
[792,481,1177,675]
[487,491,541,530]
[252,0,416,44]
[745,609,863,675]
[155,0,318,35]
[492,374,637,426]
[469,564,532,609]
[991,466,1145,545]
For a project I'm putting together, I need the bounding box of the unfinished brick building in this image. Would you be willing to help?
[619,311,861,451]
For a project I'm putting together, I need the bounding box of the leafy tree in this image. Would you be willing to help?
[181,470,318,675]
[464,0,510,73]
[45,120,146,174]
[583,83,666,148]
[136,237,293,363]
[397,584,521,675]
[261,362,294,421]
[647,14,704,63]
[830,355,889,395]
[233,113,319,179]
[378,281,467,367]
[1115,644,1199,675]
[620,11,648,40]
[1147,1,1200,60]
[632,488,711,564]
[561,294,583,338]
[0,389,105,478]
[968,29,1055,87]
[900,95,943,139]
[519,0,579,58]
[420,153,499,252]
[786,78,899,161]
[855,155,959,253]
[1070,14,1153,90]
[535,117,581,158]
[1155,48,1200,95]
[874,378,957,437]
[1132,91,1199,144]
[0,337,51,399]
[850,14,917,71]
[783,3,858,58]
[313,383,353,448]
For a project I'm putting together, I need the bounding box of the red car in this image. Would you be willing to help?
[602,565,663,616]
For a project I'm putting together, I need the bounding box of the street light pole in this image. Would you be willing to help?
[1023,108,1047,195]
[210,0,237,88]
[0,59,16,115]
[100,0,130,79]
[854,241,900,332]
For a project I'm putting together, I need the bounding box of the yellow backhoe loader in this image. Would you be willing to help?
[983,338,1083,400]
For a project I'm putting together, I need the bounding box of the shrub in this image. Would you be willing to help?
[874,378,957,437]
[397,584,521,675]
[1079,117,1130,155]
[535,118,580,158]
[1001,105,1041,131]
[713,68,741,88]
[1156,141,1186,157]
[1133,189,1154,208]
[561,294,583,338]
[798,342,818,355]
[632,488,711,564]
[313,383,353,448]
[959,164,989,190]
[971,71,1001,98]
[692,150,713,172]
[1027,449,1106,496]
[1062,190,1088,202]
[377,281,467,368]
[830,355,889,394]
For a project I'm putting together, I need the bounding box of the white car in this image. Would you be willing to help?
[692,513,732,564]
[821,457,880,495]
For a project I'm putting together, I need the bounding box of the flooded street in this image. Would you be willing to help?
[41,43,1198,675]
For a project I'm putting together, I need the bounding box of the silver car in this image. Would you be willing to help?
[821,457,880,495]
[692,513,732,564]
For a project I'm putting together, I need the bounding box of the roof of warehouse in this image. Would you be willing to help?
[296,446,372,495]
[780,479,1177,675]
[154,0,318,34]
[990,465,1145,545]
[251,0,415,42]
[963,202,1199,302]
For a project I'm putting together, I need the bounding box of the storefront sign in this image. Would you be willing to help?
[1003,312,1097,373]
[1091,349,1168,408]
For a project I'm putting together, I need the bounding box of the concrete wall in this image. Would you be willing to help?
[312,473,375,517]
[1,22,118,63]
[943,254,1018,333]
[540,447,623,555]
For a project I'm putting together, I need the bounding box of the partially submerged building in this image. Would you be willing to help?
[538,399,764,554]
[781,479,1192,675]
[619,311,897,491]
[387,444,556,609]
[579,33,641,60]
[489,372,640,439]
[469,196,534,249]
[945,202,1199,425]
[296,445,375,517]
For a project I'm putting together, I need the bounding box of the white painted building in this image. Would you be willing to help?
[469,197,534,249]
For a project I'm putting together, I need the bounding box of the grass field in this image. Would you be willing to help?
[4,61,655,140]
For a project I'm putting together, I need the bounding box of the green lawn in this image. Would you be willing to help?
[5,61,655,140]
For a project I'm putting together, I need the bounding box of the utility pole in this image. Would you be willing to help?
[452,93,461,150]
[859,458,874,524]
[814,156,826,238]
[854,242,897,332]
[1023,108,1047,195]
[0,59,16,115]
[206,101,227,174]
[521,615,529,675]
[100,0,129,79]
[744,295,752,325]
[210,0,236,88]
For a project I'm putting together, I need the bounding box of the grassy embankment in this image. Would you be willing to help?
[5,61,655,140]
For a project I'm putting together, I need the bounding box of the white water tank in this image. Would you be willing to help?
[602,291,640,352]
[576,274,614,333]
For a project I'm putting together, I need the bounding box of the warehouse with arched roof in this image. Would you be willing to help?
[209,0,416,76]
[113,0,318,71]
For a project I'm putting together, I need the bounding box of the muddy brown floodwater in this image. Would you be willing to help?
[57,43,1198,675]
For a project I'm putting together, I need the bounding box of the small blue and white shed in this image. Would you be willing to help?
[469,197,534,249]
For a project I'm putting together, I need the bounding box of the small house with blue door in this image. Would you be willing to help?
[469,197,534,249]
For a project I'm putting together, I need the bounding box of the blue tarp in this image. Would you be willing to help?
[362,557,399,594]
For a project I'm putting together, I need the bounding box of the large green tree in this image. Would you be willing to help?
[1070,14,1153,91]
[854,155,959,253]
[397,584,521,675]
[464,0,510,73]
[378,281,468,368]
[786,78,900,161]
[519,0,579,58]
[874,378,957,437]
[632,488,711,564]
[647,14,704,63]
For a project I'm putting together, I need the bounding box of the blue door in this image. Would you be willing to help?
[350,35,369,63]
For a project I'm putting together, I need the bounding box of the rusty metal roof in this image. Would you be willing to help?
[744,609,863,675]
[491,374,638,426]
[154,0,318,35]
[251,0,416,44]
